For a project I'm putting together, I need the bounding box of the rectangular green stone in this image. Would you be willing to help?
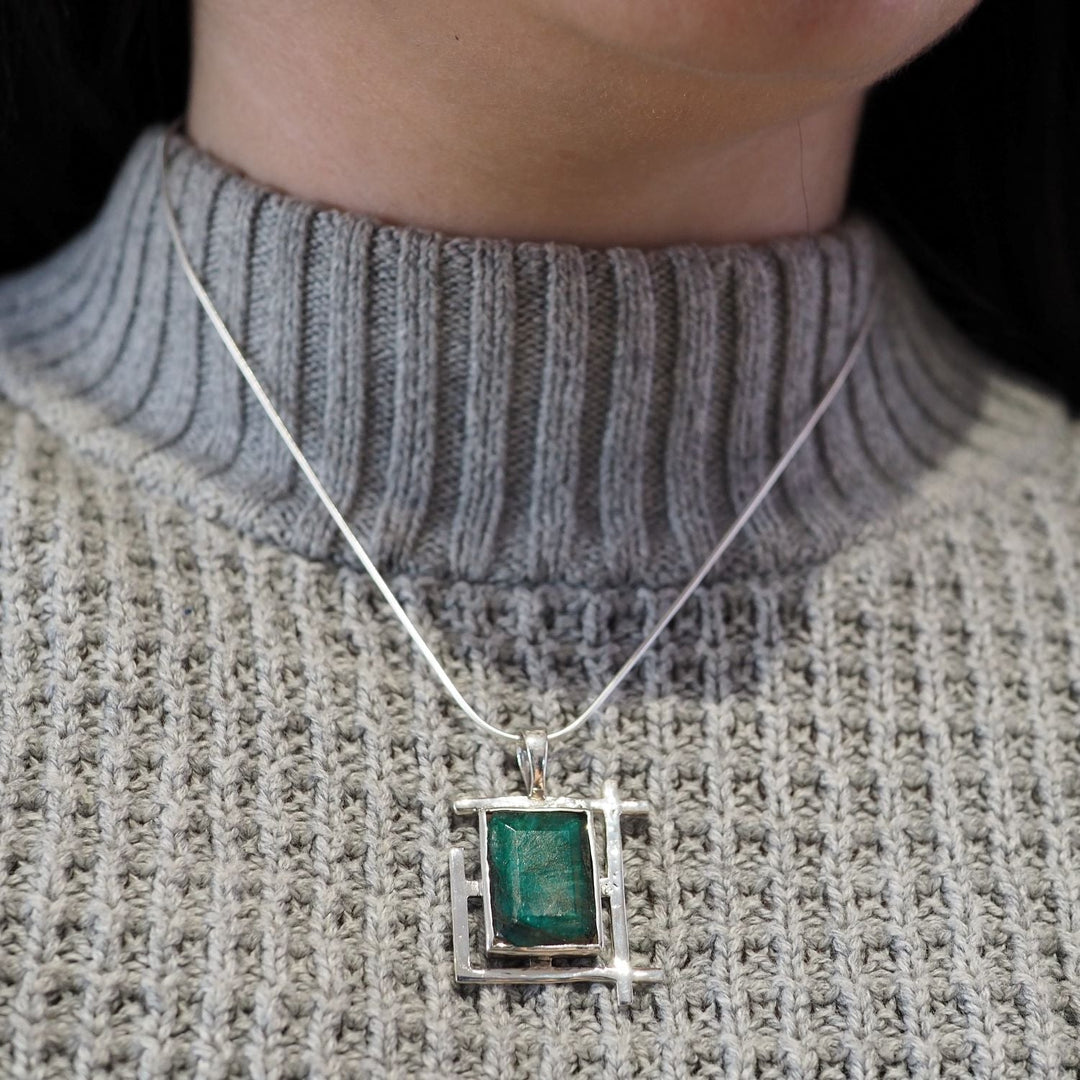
[485,809,599,950]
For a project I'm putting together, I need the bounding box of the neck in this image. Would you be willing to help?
[186,0,865,247]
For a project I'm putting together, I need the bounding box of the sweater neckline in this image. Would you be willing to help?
[0,124,1061,588]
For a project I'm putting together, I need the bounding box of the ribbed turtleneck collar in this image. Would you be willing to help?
[0,125,1059,587]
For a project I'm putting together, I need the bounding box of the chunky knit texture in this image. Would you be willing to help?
[0,124,1078,1078]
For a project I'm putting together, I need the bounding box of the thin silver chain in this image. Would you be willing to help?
[159,124,881,744]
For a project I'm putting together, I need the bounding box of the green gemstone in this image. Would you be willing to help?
[486,810,599,949]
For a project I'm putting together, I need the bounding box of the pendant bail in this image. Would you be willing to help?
[516,730,549,799]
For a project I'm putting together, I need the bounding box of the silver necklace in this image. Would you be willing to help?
[160,125,881,1003]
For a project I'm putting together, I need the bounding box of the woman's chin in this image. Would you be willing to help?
[516,0,983,81]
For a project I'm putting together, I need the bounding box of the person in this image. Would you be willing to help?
[0,2,1077,1076]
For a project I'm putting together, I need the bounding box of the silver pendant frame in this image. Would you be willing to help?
[449,779,663,1004]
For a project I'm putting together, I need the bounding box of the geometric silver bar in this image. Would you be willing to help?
[453,794,651,814]
[598,780,635,1004]
[449,779,663,1005]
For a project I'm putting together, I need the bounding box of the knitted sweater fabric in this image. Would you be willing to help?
[0,125,1078,1079]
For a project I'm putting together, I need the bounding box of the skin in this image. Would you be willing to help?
[187,0,981,248]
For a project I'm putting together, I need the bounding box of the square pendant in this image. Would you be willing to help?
[482,808,602,954]
[449,779,663,1004]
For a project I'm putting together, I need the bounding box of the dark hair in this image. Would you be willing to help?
[1,1,1077,409]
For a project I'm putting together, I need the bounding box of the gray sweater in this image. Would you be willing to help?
[0,124,1077,1079]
